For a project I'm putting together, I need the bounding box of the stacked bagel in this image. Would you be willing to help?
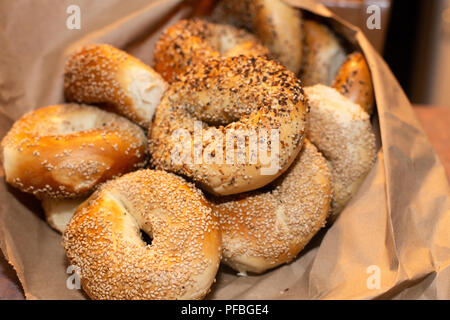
[0,0,377,300]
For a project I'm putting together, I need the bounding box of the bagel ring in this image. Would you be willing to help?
[153,18,270,83]
[212,0,304,74]
[304,84,376,218]
[333,52,375,114]
[0,104,148,198]
[64,44,168,128]
[63,169,222,300]
[210,140,331,274]
[149,55,309,196]
[301,20,347,87]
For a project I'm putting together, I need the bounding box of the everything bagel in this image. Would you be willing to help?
[153,19,270,83]
[0,104,148,198]
[63,169,221,300]
[149,55,308,196]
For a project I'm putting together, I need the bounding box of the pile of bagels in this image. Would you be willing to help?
[0,0,377,300]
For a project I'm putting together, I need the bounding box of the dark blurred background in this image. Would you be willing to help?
[321,0,450,108]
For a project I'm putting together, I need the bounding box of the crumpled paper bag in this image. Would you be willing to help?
[0,0,448,299]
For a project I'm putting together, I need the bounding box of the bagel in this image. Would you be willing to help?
[62,169,222,300]
[213,0,304,74]
[304,84,376,218]
[153,19,270,83]
[333,52,375,114]
[41,196,87,233]
[149,55,308,196]
[301,20,347,86]
[210,140,331,274]
[64,44,168,128]
[0,104,148,198]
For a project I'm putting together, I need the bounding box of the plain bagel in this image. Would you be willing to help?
[213,0,304,74]
[210,140,331,274]
[304,84,376,218]
[63,169,222,300]
[0,104,148,198]
[149,55,309,196]
[153,18,270,83]
[64,44,168,128]
[301,20,347,86]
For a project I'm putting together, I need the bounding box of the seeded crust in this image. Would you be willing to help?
[64,44,168,128]
[304,85,376,219]
[62,169,222,300]
[0,104,148,199]
[333,52,375,114]
[301,20,347,86]
[210,140,331,274]
[149,55,309,196]
[213,0,304,74]
[153,18,270,83]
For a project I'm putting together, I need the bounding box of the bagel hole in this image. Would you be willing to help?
[140,230,153,246]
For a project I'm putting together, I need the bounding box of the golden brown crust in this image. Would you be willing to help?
[333,52,375,114]
[213,0,304,74]
[63,169,222,300]
[1,104,148,198]
[210,140,331,274]
[301,20,347,86]
[64,44,168,128]
[153,19,270,83]
[149,55,309,196]
[304,85,376,219]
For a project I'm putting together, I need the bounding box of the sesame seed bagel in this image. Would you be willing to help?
[0,104,148,198]
[153,19,270,83]
[64,44,168,128]
[213,0,304,74]
[301,20,347,86]
[210,140,331,274]
[333,52,375,114]
[149,55,308,196]
[62,169,222,300]
[304,85,376,219]
[41,196,88,234]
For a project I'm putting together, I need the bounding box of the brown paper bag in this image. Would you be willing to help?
[0,0,449,300]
